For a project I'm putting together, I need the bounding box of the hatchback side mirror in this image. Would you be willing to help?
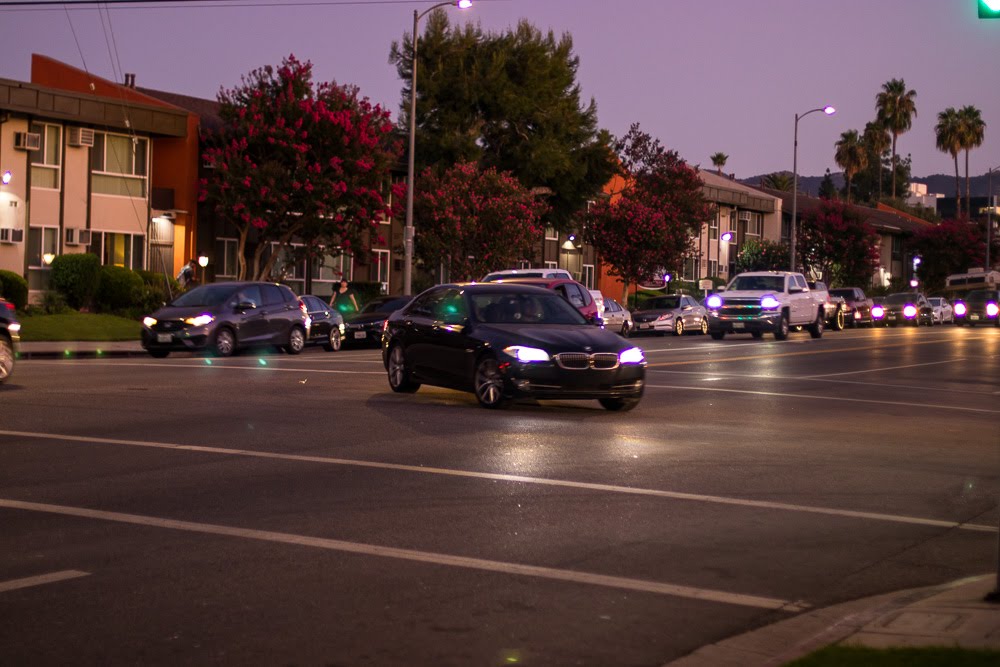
[236,301,256,312]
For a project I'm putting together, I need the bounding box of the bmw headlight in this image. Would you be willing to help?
[503,346,550,363]
[706,294,723,309]
[760,294,780,310]
[184,314,215,327]
[619,347,645,364]
[142,317,157,328]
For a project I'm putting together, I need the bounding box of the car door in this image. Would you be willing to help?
[233,285,267,343]
[398,288,445,381]
[791,275,810,323]
[427,288,475,387]
[305,296,331,340]
[259,284,292,342]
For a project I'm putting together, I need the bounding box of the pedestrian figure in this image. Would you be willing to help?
[330,280,359,314]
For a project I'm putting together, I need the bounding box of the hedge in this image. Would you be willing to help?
[95,265,144,313]
[50,253,101,310]
[0,270,28,311]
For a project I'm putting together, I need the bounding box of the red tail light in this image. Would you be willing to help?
[298,299,308,316]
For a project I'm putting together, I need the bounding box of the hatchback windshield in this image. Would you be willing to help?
[170,284,238,307]
[472,292,587,325]
[884,293,918,305]
[728,275,784,292]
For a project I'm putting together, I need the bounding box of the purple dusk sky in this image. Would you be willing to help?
[1,0,997,180]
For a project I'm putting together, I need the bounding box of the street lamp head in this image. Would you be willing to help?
[1,170,11,185]
[457,0,472,8]
[198,255,209,268]
[823,106,836,115]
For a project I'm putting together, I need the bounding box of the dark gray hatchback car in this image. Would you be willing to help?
[0,297,19,384]
[141,282,310,358]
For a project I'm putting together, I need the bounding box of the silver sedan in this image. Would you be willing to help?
[630,294,709,336]
[928,297,954,324]
[601,297,633,336]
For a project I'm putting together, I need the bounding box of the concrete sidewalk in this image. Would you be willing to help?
[667,574,1000,666]
[17,340,147,359]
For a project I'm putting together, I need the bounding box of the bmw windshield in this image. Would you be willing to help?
[472,292,587,325]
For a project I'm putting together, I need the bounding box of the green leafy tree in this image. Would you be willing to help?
[834,130,867,203]
[390,13,616,230]
[875,78,917,199]
[935,107,963,215]
[710,152,729,175]
[861,121,891,201]
[958,105,986,218]
[797,199,881,287]
[586,125,713,302]
[200,55,401,281]
[735,238,789,273]
[910,218,988,290]
[413,162,546,281]
[818,169,838,199]
[762,171,793,192]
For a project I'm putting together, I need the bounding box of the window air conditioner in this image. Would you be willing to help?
[0,228,24,244]
[14,132,41,151]
[65,228,92,246]
[68,127,96,148]
[738,210,751,221]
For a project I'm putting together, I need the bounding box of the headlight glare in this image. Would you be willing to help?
[184,314,214,327]
[954,303,966,316]
[619,347,645,364]
[903,305,917,318]
[503,346,550,363]
[760,294,780,310]
[987,303,999,317]
[706,295,723,309]
[142,317,157,328]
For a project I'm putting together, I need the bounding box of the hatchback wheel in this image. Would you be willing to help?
[213,328,236,357]
[387,344,420,393]
[323,329,342,352]
[0,336,14,383]
[285,326,306,354]
[474,356,509,409]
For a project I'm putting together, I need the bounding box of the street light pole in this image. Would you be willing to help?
[988,164,999,270]
[403,0,472,296]
[790,105,836,272]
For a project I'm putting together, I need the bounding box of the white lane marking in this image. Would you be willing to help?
[28,361,385,375]
[642,342,762,354]
[645,383,1000,415]
[0,430,993,534]
[804,359,963,378]
[0,569,90,593]
[0,498,804,612]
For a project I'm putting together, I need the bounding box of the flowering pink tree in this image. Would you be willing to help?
[414,163,546,281]
[910,218,989,290]
[586,124,713,302]
[797,199,881,287]
[200,55,402,280]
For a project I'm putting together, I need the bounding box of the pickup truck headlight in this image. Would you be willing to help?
[503,346,550,363]
[760,294,780,310]
[706,295,723,309]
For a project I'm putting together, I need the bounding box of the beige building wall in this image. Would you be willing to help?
[0,119,29,275]
[62,140,90,249]
[91,194,148,236]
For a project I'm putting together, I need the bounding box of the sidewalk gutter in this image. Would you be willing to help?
[17,342,147,360]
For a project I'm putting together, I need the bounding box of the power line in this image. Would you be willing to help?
[1,0,467,8]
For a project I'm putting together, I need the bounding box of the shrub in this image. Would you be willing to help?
[39,290,70,315]
[50,253,101,310]
[136,270,180,313]
[95,265,144,314]
[0,270,29,311]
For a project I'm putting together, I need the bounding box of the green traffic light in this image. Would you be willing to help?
[981,0,1000,18]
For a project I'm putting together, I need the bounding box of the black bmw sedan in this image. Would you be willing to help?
[382,283,646,410]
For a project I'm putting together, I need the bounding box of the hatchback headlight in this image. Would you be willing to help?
[142,317,157,328]
[503,346,550,363]
[184,314,214,327]
[619,347,645,364]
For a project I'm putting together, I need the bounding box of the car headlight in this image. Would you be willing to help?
[619,347,645,365]
[339,323,345,334]
[503,346,550,363]
[142,317,157,328]
[760,294,780,310]
[954,303,967,316]
[871,306,884,318]
[987,303,999,317]
[8,323,20,333]
[183,314,214,327]
[656,313,674,321]
[903,305,917,318]
[706,295,723,309]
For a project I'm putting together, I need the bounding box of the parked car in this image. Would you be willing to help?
[300,295,345,351]
[343,295,413,346]
[481,268,573,282]
[495,278,602,323]
[631,293,708,336]
[601,297,633,337]
[589,290,605,319]
[881,292,934,327]
[0,297,20,384]
[141,282,310,358]
[382,283,646,410]
[829,287,875,327]
[953,289,1000,327]
[807,281,845,331]
[927,297,954,325]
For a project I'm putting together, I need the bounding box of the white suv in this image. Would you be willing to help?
[481,268,573,282]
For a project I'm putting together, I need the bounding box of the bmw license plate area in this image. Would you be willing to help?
[156,333,172,343]
[353,331,367,339]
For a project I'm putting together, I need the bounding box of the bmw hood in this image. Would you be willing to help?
[480,324,631,354]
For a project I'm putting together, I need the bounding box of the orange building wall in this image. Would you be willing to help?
[594,173,630,303]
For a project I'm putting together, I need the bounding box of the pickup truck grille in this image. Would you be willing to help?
[717,298,764,317]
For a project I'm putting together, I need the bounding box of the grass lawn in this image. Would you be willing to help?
[786,645,1000,666]
[18,312,142,342]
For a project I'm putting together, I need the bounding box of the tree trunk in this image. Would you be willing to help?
[846,173,852,203]
[236,226,249,281]
[877,152,883,201]
[964,149,971,219]
[954,154,961,220]
[890,134,898,200]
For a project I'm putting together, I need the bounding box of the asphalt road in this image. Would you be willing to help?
[1,325,998,666]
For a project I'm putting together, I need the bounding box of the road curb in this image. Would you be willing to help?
[18,349,149,360]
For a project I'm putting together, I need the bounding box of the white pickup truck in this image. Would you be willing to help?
[705,271,828,340]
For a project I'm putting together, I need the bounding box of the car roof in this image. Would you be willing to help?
[431,282,562,295]
[493,277,579,287]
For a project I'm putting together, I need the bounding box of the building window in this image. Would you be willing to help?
[517,259,531,270]
[544,225,558,241]
[91,131,148,198]
[215,238,239,278]
[746,212,762,237]
[709,209,719,240]
[582,264,595,289]
[891,235,902,261]
[29,123,61,190]
[313,249,353,283]
[544,260,558,270]
[374,249,390,292]
[88,231,145,270]
[708,259,718,278]
[683,257,696,281]
[270,243,306,282]
[28,226,59,268]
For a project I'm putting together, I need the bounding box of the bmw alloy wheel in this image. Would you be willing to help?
[474,357,509,409]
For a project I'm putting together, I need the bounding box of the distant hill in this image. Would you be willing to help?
[738,172,992,197]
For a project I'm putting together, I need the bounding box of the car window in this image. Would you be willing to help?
[406,289,446,317]
[306,296,325,312]
[279,285,298,303]
[260,285,283,306]
[728,275,784,292]
[170,284,239,307]
[649,296,680,309]
[434,289,468,322]
[565,283,587,308]
[236,286,263,307]
[472,292,587,325]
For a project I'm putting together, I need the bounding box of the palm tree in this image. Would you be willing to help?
[862,121,890,201]
[958,105,986,218]
[710,152,729,176]
[935,107,963,216]
[875,78,917,199]
[834,130,867,203]
[761,171,794,192]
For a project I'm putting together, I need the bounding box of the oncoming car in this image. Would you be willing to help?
[382,283,646,411]
[0,297,20,384]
